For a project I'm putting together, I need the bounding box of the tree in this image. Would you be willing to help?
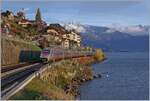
[35,8,42,22]
[93,48,105,62]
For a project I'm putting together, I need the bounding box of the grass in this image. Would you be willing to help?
[3,37,42,51]
[11,78,48,100]
[11,77,74,100]
[23,43,41,51]
[10,60,94,100]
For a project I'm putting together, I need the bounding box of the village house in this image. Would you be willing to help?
[62,39,70,48]
[67,31,81,48]
[18,19,47,29]
[76,33,81,47]
[17,8,47,29]
[46,29,61,42]
[17,11,25,20]
[61,33,70,48]
[18,19,33,27]
[44,24,68,47]
[44,24,82,48]
[1,24,10,36]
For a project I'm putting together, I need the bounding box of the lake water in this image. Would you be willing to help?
[79,52,149,100]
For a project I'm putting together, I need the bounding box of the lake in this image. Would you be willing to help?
[79,52,149,100]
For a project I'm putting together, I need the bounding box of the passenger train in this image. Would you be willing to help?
[40,47,94,63]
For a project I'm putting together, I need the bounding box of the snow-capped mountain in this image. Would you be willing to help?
[63,23,149,52]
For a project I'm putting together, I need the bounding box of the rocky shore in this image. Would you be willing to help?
[37,59,95,99]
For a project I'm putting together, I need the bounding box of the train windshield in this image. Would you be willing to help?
[42,49,50,54]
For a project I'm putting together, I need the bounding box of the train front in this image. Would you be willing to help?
[40,49,50,63]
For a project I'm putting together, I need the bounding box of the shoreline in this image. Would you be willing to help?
[75,62,104,100]
[76,52,149,100]
[71,56,105,100]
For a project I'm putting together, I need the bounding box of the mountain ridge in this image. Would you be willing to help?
[81,25,149,52]
[64,24,149,52]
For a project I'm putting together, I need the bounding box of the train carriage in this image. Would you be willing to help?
[40,47,94,63]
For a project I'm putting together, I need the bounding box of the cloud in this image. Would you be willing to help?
[107,24,149,35]
[116,26,145,33]
[64,23,86,33]
[23,8,30,11]
[105,28,116,33]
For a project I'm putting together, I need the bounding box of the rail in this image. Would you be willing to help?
[1,63,40,78]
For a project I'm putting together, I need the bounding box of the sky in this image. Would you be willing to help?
[1,0,149,27]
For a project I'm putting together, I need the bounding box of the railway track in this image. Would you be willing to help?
[1,63,44,99]
[2,61,40,73]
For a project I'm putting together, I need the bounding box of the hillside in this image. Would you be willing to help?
[2,37,41,66]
